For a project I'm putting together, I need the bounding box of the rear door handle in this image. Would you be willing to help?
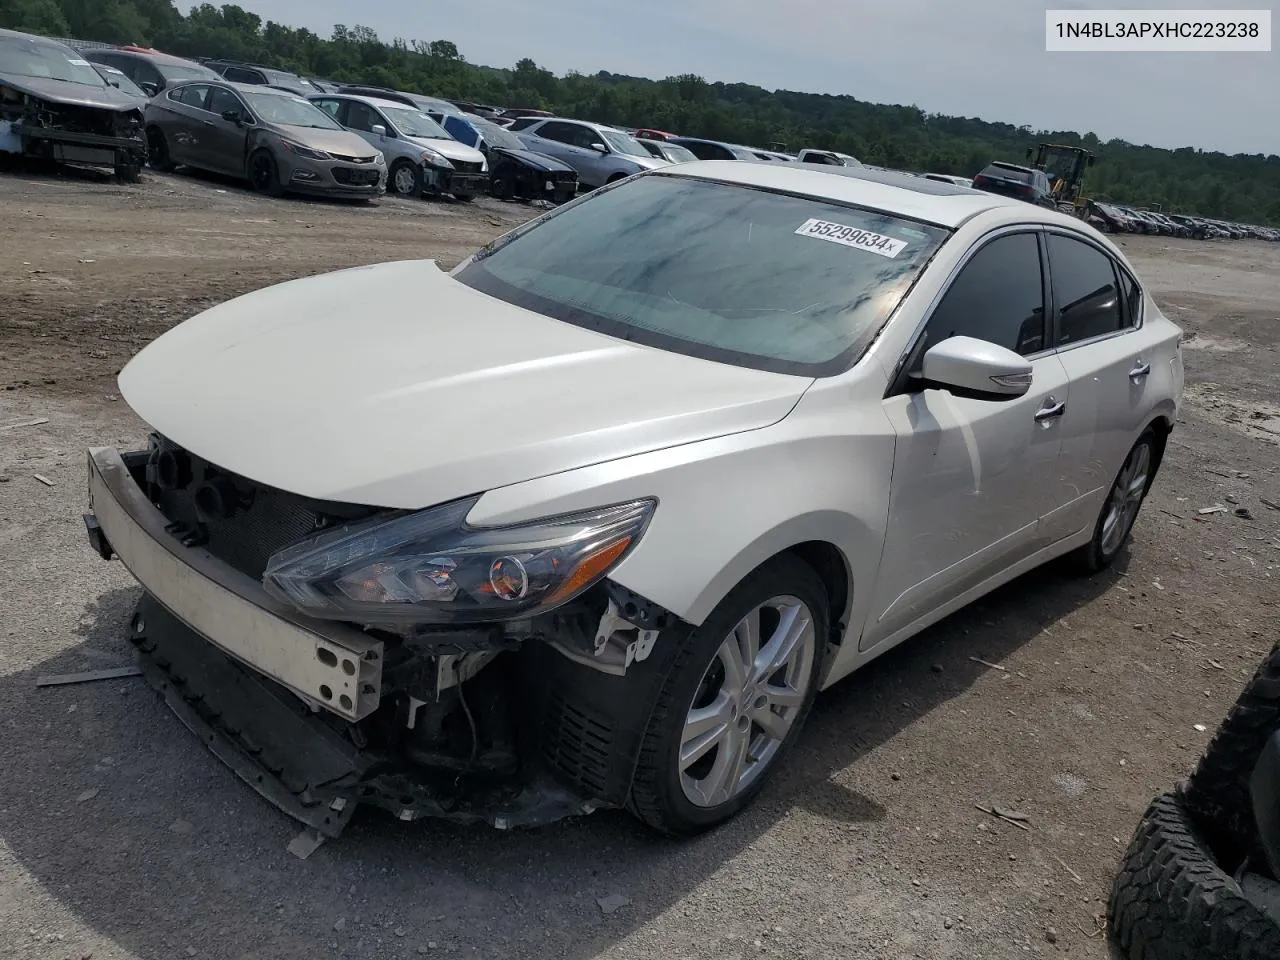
[1129,360,1151,380]
[1035,398,1067,422]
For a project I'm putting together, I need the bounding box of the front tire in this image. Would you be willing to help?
[389,160,422,198]
[146,127,174,172]
[453,192,474,202]
[627,555,828,835]
[248,148,283,197]
[1073,429,1155,573]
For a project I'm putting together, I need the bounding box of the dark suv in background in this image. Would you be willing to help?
[200,59,323,96]
[971,161,1056,207]
[83,45,219,96]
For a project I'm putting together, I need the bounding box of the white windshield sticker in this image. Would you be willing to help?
[794,218,907,258]
[68,58,90,66]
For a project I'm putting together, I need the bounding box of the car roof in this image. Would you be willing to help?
[322,92,422,113]
[989,161,1036,174]
[667,160,1038,228]
[107,47,207,67]
[526,116,619,132]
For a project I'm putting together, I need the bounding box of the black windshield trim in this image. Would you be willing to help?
[456,172,954,378]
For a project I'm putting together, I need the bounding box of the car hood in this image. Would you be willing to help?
[404,135,486,165]
[0,72,141,112]
[491,146,574,173]
[117,261,812,510]
[626,154,669,170]
[274,124,381,159]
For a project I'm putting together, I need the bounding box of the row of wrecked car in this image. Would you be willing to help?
[1087,199,1278,241]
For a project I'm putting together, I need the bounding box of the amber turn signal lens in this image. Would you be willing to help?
[541,536,632,608]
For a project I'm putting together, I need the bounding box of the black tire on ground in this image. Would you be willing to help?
[1072,428,1156,574]
[626,554,828,836]
[1183,644,1280,868]
[489,169,511,200]
[453,192,474,202]
[387,160,421,197]
[115,162,142,184]
[1108,792,1280,960]
[248,149,283,197]
[146,127,174,172]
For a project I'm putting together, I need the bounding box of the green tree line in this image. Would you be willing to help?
[4,0,1279,224]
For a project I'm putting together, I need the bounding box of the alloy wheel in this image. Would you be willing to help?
[1100,440,1151,556]
[679,596,816,807]
[393,165,418,195]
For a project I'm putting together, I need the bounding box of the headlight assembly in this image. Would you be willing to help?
[420,149,453,169]
[279,139,331,161]
[262,497,655,624]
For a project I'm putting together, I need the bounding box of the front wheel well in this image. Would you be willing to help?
[780,541,851,647]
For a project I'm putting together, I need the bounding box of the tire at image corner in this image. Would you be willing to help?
[1072,428,1157,574]
[1183,643,1280,865]
[626,554,829,836]
[1108,792,1280,960]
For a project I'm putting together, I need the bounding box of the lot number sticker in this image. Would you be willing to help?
[795,218,907,258]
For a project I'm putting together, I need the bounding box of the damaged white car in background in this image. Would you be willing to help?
[84,161,1183,836]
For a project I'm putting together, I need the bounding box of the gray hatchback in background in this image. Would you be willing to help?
[144,81,386,199]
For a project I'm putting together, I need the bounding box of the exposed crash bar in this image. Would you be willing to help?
[85,446,382,721]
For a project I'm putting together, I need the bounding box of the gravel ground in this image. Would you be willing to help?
[1,168,1277,960]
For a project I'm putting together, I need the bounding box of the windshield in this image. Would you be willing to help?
[663,144,697,162]
[0,35,107,87]
[457,174,949,376]
[245,91,342,129]
[600,129,652,158]
[469,117,523,150]
[382,106,450,139]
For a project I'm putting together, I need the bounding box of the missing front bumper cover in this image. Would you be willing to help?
[130,594,598,837]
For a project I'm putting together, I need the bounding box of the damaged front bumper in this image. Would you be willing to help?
[84,445,682,835]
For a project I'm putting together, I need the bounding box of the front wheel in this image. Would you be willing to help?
[248,148,283,197]
[146,127,174,172]
[627,555,828,835]
[388,160,421,197]
[452,192,474,202]
[1073,429,1155,573]
[115,161,142,184]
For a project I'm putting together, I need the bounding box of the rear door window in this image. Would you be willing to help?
[222,66,263,84]
[534,121,581,144]
[1047,234,1124,345]
[168,84,210,108]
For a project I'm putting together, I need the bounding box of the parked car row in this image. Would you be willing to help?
[1086,200,1280,241]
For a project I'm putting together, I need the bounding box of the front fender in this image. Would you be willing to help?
[466,401,895,653]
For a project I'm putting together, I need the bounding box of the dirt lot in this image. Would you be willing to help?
[1,168,1277,960]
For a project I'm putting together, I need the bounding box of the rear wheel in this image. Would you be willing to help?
[146,127,174,172]
[248,149,283,197]
[627,555,828,835]
[1073,430,1155,573]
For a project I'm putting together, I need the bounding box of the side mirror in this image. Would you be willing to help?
[920,336,1032,400]
[371,124,387,138]
[139,82,159,97]
[589,142,608,153]
[221,109,242,124]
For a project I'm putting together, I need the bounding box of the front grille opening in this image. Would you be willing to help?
[142,434,380,579]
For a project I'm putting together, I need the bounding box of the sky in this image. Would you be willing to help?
[236,0,1279,155]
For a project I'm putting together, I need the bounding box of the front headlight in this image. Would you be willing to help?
[280,139,331,161]
[420,149,453,169]
[262,497,655,625]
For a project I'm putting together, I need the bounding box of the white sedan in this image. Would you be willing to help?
[85,161,1183,837]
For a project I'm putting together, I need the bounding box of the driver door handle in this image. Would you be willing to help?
[1034,398,1067,422]
[1129,360,1151,380]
